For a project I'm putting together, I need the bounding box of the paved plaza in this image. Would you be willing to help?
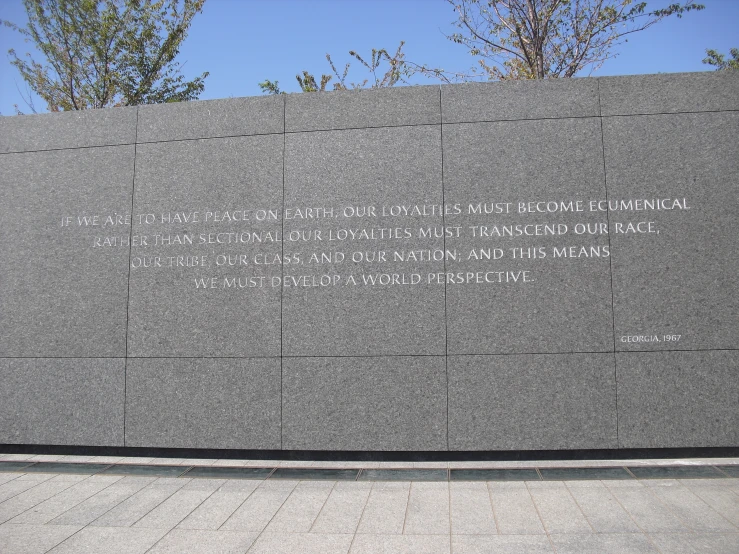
[0,453,738,553]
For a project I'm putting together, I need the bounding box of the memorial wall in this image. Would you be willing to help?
[1,71,737,453]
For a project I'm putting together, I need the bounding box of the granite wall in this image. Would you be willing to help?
[1,71,737,452]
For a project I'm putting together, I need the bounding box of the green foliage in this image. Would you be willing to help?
[258,79,283,94]
[260,42,411,94]
[443,0,705,80]
[1,0,208,111]
[703,48,739,71]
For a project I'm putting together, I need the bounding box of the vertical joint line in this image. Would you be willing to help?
[439,86,449,450]
[598,80,619,445]
[280,95,286,450]
[123,107,140,446]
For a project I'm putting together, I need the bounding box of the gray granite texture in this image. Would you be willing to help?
[125,358,280,449]
[282,356,447,451]
[286,85,440,132]
[443,117,614,355]
[604,111,739,351]
[0,106,137,153]
[282,125,446,356]
[126,135,283,357]
[0,358,124,445]
[442,77,599,123]
[137,95,283,143]
[0,71,737,453]
[599,71,739,116]
[448,354,618,450]
[0,146,134,357]
[616,350,739,448]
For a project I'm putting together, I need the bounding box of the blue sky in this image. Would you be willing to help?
[1,0,737,115]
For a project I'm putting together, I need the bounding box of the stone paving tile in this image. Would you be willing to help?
[0,479,76,524]
[264,482,334,533]
[350,533,451,553]
[487,482,546,535]
[565,482,641,533]
[449,482,497,535]
[14,473,56,482]
[680,482,739,527]
[451,534,554,553]
[10,478,115,524]
[549,533,659,553]
[47,526,168,554]
[133,488,213,531]
[646,482,738,532]
[47,473,93,483]
[147,528,259,553]
[606,484,690,533]
[0,473,21,486]
[49,479,151,526]
[310,482,371,534]
[249,531,354,553]
[219,482,296,532]
[526,482,593,534]
[0,522,82,554]
[180,478,228,491]
[648,532,739,554]
[177,488,257,530]
[404,482,450,535]
[150,477,192,486]
[90,484,183,527]
[355,482,410,535]
[0,478,41,503]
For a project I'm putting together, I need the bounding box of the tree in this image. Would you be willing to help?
[443,0,705,80]
[1,0,208,112]
[260,42,411,94]
[703,48,739,71]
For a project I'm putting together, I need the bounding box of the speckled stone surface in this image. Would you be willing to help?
[617,350,739,448]
[443,117,613,355]
[125,358,281,449]
[286,85,440,132]
[604,111,739,351]
[0,358,124,445]
[0,106,137,153]
[0,146,133,357]
[599,71,739,116]
[137,95,283,143]
[442,78,599,123]
[1,72,737,454]
[282,125,446,356]
[126,135,283,357]
[282,356,447,451]
[448,354,618,450]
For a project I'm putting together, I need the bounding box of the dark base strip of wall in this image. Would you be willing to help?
[1,444,738,462]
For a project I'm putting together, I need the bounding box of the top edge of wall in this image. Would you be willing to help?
[0,105,138,154]
[2,72,736,153]
[598,71,739,116]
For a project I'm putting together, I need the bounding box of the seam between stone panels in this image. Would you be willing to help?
[134,130,284,146]
[439,85,450,452]
[0,141,136,155]
[280,93,286,451]
[123,106,140,448]
[600,108,739,118]
[598,79,619,448]
[284,121,443,135]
